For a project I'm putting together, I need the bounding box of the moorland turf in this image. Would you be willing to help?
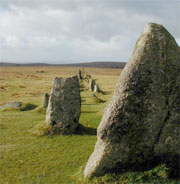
[0,67,179,183]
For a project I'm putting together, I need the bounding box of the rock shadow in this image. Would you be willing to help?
[76,124,97,135]
[82,104,100,106]
[81,111,98,113]
[103,154,180,179]
[101,91,112,95]
[21,103,37,111]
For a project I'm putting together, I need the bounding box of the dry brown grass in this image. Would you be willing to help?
[0,66,122,106]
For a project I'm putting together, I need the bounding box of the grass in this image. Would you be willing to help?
[0,66,179,183]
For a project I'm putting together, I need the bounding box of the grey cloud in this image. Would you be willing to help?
[0,0,179,63]
[0,0,81,11]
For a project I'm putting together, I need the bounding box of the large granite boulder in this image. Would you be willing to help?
[46,76,81,134]
[84,23,180,178]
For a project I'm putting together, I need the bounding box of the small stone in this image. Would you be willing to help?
[42,93,49,108]
[89,79,95,91]
[0,102,22,109]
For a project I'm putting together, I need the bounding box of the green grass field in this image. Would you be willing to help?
[0,67,179,183]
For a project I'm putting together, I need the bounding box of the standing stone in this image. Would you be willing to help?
[94,84,100,93]
[85,74,91,83]
[46,76,81,134]
[42,93,49,108]
[84,23,180,178]
[89,79,95,91]
[78,69,82,79]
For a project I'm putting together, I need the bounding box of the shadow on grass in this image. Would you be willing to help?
[101,91,112,95]
[33,105,46,113]
[21,103,37,111]
[81,111,98,113]
[76,124,97,135]
[82,104,100,106]
[32,123,97,136]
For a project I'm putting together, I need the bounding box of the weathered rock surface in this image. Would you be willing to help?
[42,93,49,108]
[46,76,81,134]
[84,23,180,178]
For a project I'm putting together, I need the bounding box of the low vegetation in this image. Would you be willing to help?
[0,67,179,183]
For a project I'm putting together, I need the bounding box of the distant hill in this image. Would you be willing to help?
[0,62,49,67]
[0,61,126,69]
[60,62,126,68]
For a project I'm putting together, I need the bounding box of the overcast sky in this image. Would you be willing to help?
[0,0,179,63]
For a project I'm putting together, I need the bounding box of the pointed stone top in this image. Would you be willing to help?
[128,22,179,69]
[84,23,180,178]
[140,23,175,45]
[142,22,166,34]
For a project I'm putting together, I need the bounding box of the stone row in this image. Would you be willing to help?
[41,23,179,178]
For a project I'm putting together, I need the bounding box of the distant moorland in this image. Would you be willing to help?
[0,61,126,69]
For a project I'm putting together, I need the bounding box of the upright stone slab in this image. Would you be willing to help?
[78,69,82,79]
[94,84,100,93]
[84,23,180,178]
[42,93,49,108]
[46,76,81,134]
[89,78,95,91]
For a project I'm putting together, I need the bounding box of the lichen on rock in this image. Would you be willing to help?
[46,76,81,134]
[84,23,180,178]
